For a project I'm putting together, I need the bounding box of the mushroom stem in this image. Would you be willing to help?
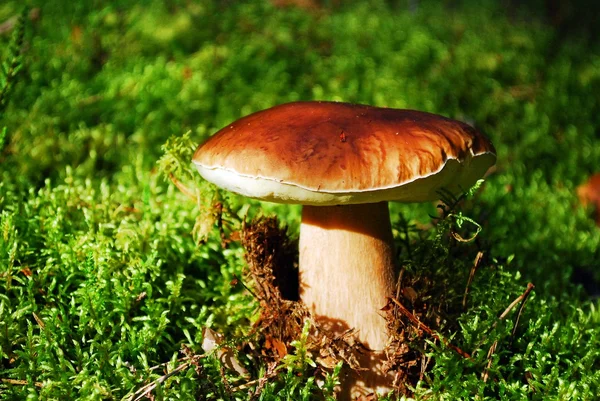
[299,202,396,398]
[299,202,396,350]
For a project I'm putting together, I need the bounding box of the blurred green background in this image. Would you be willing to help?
[1,1,600,400]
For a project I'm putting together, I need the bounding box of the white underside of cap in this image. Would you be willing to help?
[193,152,496,206]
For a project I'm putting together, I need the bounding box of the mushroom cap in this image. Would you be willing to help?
[193,101,496,206]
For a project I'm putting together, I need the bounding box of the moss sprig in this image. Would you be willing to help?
[0,7,27,115]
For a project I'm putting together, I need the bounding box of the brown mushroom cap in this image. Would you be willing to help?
[193,101,496,205]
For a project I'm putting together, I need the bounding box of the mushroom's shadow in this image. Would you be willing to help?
[301,202,394,241]
[311,314,394,401]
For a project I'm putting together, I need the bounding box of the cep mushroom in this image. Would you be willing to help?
[192,101,496,398]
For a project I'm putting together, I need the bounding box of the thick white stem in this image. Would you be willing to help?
[299,202,395,349]
[299,202,396,399]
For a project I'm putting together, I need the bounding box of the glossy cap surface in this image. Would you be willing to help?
[193,101,496,205]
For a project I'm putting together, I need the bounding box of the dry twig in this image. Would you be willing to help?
[477,282,535,383]
[473,282,535,353]
[498,283,535,321]
[168,173,196,200]
[245,362,278,400]
[387,297,472,360]
[511,283,535,337]
[481,340,498,383]
[1,379,43,388]
[463,251,484,309]
[127,362,193,401]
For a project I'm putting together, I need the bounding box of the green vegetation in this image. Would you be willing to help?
[1,1,600,400]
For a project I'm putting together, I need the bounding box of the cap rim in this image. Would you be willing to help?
[194,151,496,205]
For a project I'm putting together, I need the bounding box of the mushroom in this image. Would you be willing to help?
[192,101,496,398]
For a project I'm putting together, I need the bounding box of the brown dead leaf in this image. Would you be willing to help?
[577,173,600,226]
[228,230,241,242]
[71,25,83,44]
[182,66,193,80]
[316,355,338,369]
[265,336,287,359]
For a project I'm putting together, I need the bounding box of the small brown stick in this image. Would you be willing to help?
[225,361,277,398]
[481,340,498,382]
[477,283,535,384]
[147,356,190,371]
[32,312,45,329]
[231,377,262,393]
[128,362,191,401]
[473,282,535,353]
[168,173,196,201]
[232,273,258,300]
[1,379,43,388]
[511,283,535,337]
[394,265,405,307]
[419,343,432,381]
[499,283,535,321]
[219,365,233,397]
[463,251,484,309]
[387,297,472,360]
[127,351,208,401]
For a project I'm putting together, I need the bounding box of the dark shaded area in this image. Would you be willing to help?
[523,0,600,48]
[572,267,600,299]
[242,216,299,302]
[301,202,394,240]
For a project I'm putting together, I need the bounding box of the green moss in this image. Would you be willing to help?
[1,0,600,399]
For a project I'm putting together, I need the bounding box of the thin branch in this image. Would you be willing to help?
[499,283,535,321]
[463,251,484,309]
[419,342,432,381]
[168,173,196,201]
[233,273,258,300]
[475,282,535,384]
[472,282,535,353]
[147,357,191,372]
[127,362,191,401]
[127,351,209,401]
[511,283,535,337]
[387,297,472,360]
[394,266,405,305]
[481,340,498,383]
[1,378,43,388]
[32,312,45,329]
[246,362,279,400]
